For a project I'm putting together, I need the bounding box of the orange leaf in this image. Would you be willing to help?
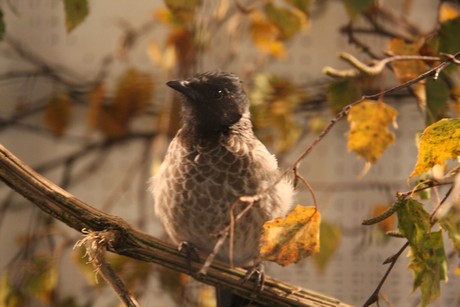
[249,11,286,58]
[439,2,460,23]
[44,94,73,137]
[259,205,320,266]
[87,82,128,138]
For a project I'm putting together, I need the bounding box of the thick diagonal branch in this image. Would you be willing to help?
[0,144,350,307]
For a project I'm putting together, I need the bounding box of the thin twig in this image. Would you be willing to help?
[362,241,410,307]
[200,52,460,275]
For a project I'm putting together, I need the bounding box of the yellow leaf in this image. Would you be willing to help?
[259,205,320,266]
[153,8,175,25]
[388,39,429,84]
[264,3,305,40]
[148,42,176,71]
[439,2,460,23]
[347,100,397,163]
[411,118,460,177]
[44,94,73,137]
[249,11,286,58]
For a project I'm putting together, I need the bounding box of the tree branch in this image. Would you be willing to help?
[0,144,351,307]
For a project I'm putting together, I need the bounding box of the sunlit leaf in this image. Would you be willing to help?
[388,39,428,84]
[259,205,320,266]
[249,11,286,58]
[425,76,449,125]
[63,0,89,32]
[342,0,375,18]
[264,3,304,40]
[44,94,73,137]
[327,78,362,114]
[0,9,5,40]
[440,206,460,255]
[312,221,341,273]
[347,100,397,164]
[411,118,460,177]
[407,231,448,307]
[439,2,460,22]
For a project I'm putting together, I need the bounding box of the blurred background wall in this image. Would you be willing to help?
[0,1,459,306]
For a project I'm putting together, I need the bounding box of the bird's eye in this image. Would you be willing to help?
[215,89,224,99]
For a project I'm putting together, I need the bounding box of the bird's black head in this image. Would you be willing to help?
[167,71,248,134]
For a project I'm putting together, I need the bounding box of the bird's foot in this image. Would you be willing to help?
[242,262,265,293]
[178,241,200,274]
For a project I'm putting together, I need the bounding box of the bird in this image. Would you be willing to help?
[150,71,293,306]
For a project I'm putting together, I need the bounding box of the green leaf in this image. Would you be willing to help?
[397,198,431,246]
[425,76,449,125]
[63,0,89,32]
[397,199,448,306]
[327,78,362,113]
[407,231,448,307]
[440,206,460,255]
[342,0,375,18]
[312,221,341,273]
[437,16,460,55]
[0,9,5,40]
[265,3,303,40]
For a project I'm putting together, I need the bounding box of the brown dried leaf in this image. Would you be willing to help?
[388,39,428,84]
[44,94,73,137]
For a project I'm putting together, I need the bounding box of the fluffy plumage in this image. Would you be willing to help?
[151,71,293,266]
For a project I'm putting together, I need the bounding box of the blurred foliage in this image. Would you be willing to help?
[0,0,460,306]
[63,0,89,32]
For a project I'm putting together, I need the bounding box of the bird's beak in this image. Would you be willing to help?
[166,80,195,99]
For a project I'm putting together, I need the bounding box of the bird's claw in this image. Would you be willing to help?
[242,262,265,293]
[178,241,200,274]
